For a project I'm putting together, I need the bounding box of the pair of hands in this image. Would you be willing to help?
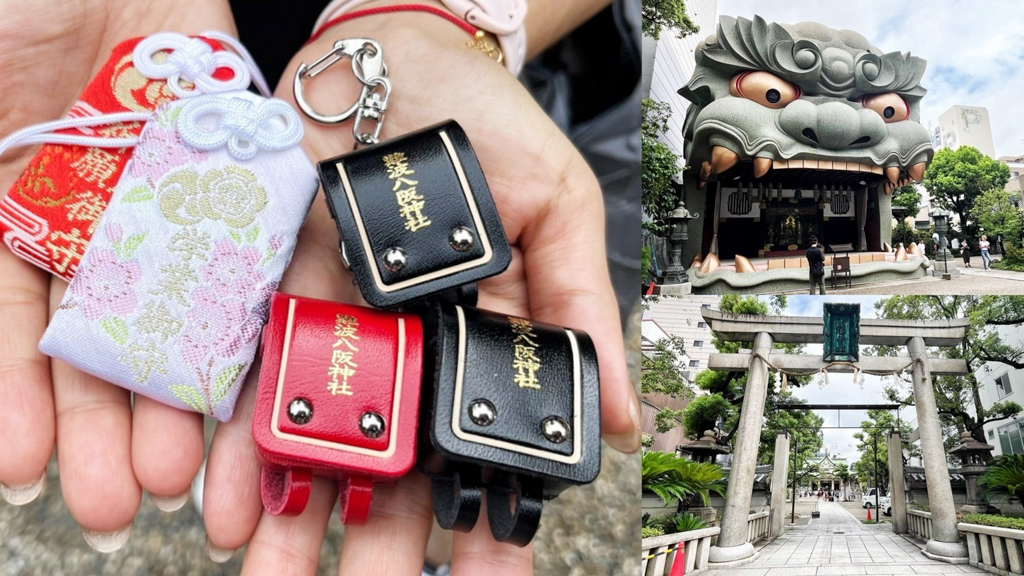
[0,0,640,573]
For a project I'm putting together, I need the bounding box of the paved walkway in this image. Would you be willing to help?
[703,501,983,576]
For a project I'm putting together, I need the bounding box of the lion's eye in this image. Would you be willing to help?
[861,93,910,123]
[730,71,801,109]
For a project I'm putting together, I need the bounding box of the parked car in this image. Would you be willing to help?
[861,488,890,511]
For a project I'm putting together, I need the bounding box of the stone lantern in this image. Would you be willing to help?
[931,208,957,279]
[678,429,731,464]
[659,200,698,293]
[948,431,996,514]
[678,430,731,523]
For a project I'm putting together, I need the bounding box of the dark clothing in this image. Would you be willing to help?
[807,245,826,295]
[806,245,825,276]
[809,272,826,295]
[963,244,971,265]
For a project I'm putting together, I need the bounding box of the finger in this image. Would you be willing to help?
[50,281,141,552]
[336,472,434,575]
[518,155,639,454]
[240,477,336,576]
[0,247,54,504]
[204,370,264,561]
[450,498,534,576]
[131,395,203,511]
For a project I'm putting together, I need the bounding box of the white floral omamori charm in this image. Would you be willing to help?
[40,90,317,421]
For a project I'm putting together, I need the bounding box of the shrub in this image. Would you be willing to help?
[993,242,1024,272]
[980,455,1024,499]
[673,512,709,533]
[962,514,1024,531]
[682,394,733,439]
[641,526,665,539]
[642,451,727,507]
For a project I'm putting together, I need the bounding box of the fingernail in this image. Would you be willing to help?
[150,491,190,512]
[0,472,47,506]
[206,537,236,563]
[605,393,642,454]
[82,523,132,553]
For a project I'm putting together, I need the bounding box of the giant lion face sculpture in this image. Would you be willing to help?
[680,16,933,189]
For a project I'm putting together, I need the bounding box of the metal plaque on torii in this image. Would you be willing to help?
[823,303,860,362]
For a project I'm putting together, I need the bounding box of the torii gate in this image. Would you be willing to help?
[701,306,970,568]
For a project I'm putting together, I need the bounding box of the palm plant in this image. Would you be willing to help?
[642,450,727,506]
[980,455,1024,500]
[672,512,709,532]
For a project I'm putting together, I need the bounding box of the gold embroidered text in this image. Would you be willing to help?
[509,317,541,390]
[328,314,360,396]
[383,152,431,232]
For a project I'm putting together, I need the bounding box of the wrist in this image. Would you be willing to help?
[310,1,503,67]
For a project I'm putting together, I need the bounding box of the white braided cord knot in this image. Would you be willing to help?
[133,33,252,98]
[177,95,304,160]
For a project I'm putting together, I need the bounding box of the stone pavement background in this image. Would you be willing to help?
[703,500,982,576]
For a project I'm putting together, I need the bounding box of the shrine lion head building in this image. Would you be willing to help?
[679,15,934,293]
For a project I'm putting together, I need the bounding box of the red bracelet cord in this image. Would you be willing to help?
[308,4,479,45]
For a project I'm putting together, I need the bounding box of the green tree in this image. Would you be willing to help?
[681,394,734,437]
[689,296,822,460]
[757,392,824,467]
[923,146,1011,239]
[851,409,918,493]
[642,335,695,434]
[971,188,1023,246]
[642,0,700,40]
[872,296,1024,445]
[834,462,851,489]
[891,183,922,219]
[642,98,681,234]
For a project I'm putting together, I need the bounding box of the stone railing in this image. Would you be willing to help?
[748,510,770,544]
[641,527,719,576]
[908,509,932,541]
[641,512,770,575]
[958,521,1024,574]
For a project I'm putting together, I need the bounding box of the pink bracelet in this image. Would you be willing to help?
[312,0,527,75]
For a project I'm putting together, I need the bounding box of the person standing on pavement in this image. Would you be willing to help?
[806,236,826,295]
[981,235,992,270]
[962,238,972,267]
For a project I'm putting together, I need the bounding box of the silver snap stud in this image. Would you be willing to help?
[383,247,407,272]
[287,398,313,425]
[359,412,386,438]
[449,227,475,252]
[468,399,497,426]
[541,416,570,443]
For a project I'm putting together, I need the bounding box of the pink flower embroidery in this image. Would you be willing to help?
[129,127,207,183]
[199,240,264,298]
[70,249,140,320]
[177,288,250,367]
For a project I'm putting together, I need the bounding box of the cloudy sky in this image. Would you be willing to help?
[763,295,917,466]
[716,0,1024,158]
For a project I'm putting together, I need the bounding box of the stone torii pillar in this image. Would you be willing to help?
[709,332,773,566]
[908,336,968,561]
[769,431,790,539]
[887,431,908,534]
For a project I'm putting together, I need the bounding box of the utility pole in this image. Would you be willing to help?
[791,434,799,524]
[874,432,880,519]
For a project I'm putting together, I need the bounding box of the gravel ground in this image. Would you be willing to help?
[0,309,642,576]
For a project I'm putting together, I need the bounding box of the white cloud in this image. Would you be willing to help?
[716,1,1024,156]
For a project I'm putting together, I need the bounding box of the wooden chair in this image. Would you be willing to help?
[831,255,852,289]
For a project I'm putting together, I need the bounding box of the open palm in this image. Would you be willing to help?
[200,14,636,576]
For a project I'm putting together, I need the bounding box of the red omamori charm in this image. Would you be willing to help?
[252,292,424,524]
[0,36,231,280]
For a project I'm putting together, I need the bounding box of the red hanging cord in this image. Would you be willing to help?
[308,4,479,45]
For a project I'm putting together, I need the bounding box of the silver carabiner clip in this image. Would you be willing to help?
[293,38,385,125]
